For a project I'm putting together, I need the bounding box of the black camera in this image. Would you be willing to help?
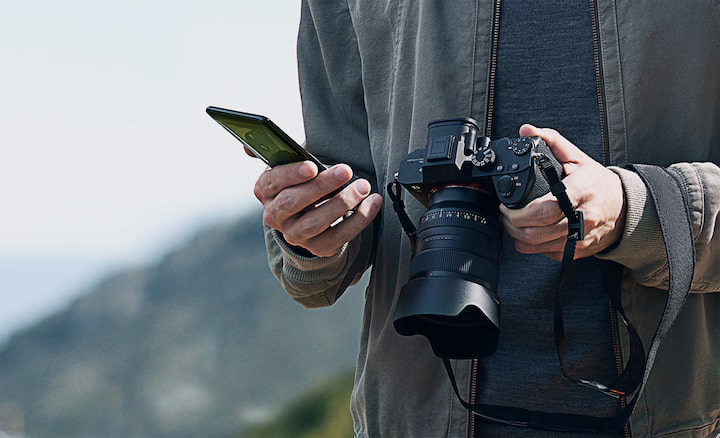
[389,118,561,359]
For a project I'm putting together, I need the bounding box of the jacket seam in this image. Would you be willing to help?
[669,166,701,240]
[695,165,706,241]
[687,164,706,241]
[446,362,455,438]
[642,385,652,438]
[381,0,405,187]
[608,0,630,164]
[640,260,670,286]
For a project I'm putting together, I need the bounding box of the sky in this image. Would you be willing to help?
[0,1,304,342]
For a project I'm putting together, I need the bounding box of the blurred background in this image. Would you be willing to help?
[0,1,363,436]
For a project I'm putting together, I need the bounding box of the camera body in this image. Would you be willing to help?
[396,118,553,208]
[391,117,561,359]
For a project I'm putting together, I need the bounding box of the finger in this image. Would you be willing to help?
[500,193,565,228]
[255,161,319,201]
[544,245,594,261]
[266,163,352,212]
[275,163,354,215]
[263,165,354,228]
[282,178,373,243]
[502,216,568,247]
[542,251,564,262]
[243,146,256,157]
[307,164,354,203]
[303,193,383,257]
[519,124,589,166]
[513,234,568,256]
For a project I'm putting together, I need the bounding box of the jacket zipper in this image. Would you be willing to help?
[608,300,632,438]
[589,1,630,436]
[470,1,502,436]
[470,2,624,436]
[589,0,611,165]
[482,0,503,140]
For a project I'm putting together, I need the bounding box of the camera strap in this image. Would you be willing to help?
[442,163,695,432]
[536,154,645,398]
[387,179,420,256]
[387,179,417,239]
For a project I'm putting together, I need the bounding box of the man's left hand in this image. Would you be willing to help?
[499,124,627,261]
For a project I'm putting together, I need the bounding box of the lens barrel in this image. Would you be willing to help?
[393,186,502,359]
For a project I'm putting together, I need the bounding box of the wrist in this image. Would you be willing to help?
[595,166,664,269]
[606,172,628,251]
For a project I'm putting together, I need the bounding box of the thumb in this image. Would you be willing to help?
[519,124,589,166]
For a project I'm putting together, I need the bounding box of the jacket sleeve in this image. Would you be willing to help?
[596,163,720,293]
[264,0,377,308]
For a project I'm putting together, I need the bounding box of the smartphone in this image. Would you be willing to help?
[206,106,327,170]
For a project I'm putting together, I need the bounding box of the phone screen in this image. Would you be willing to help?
[206,106,323,168]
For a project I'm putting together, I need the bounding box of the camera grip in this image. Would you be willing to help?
[524,139,565,207]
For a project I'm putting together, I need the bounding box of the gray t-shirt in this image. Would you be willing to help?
[475,1,622,436]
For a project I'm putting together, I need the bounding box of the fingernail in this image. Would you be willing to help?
[356,179,371,196]
[333,164,352,180]
[298,161,315,178]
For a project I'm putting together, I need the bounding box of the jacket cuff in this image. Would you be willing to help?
[264,222,368,307]
[595,167,667,281]
[270,228,349,282]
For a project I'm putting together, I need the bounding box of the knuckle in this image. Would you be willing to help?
[294,217,324,242]
[321,193,355,217]
[281,228,303,247]
[272,190,296,215]
[545,128,560,137]
[254,184,267,203]
[314,247,337,258]
[514,241,533,254]
[344,182,370,207]
[586,213,601,231]
[283,235,302,247]
[261,169,290,198]
[521,228,541,245]
[262,209,279,230]
[337,193,360,212]
[306,236,339,257]
[355,204,375,222]
[330,226,354,245]
[575,234,597,254]
[539,201,558,223]
[264,178,282,199]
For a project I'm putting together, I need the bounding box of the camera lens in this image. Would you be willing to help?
[393,185,502,359]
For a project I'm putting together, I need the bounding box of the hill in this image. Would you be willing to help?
[0,210,366,437]
[238,370,355,438]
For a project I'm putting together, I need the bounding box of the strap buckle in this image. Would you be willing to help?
[568,211,584,241]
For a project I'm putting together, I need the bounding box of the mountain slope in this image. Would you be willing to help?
[0,210,366,437]
[238,370,355,438]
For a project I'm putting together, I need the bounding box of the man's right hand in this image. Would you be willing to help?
[254,161,383,257]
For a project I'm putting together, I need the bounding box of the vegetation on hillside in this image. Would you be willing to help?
[0,211,365,437]
[238,370,355,438]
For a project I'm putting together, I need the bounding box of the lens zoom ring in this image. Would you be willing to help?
[409,249,499,285]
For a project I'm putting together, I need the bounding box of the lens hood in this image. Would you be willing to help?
[393,276,500,359]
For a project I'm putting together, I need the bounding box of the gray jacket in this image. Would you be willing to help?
[266,1,720,436]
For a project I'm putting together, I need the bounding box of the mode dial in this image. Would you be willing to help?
[472,147,496,169]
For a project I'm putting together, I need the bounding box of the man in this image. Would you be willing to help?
[254,1,719,436]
